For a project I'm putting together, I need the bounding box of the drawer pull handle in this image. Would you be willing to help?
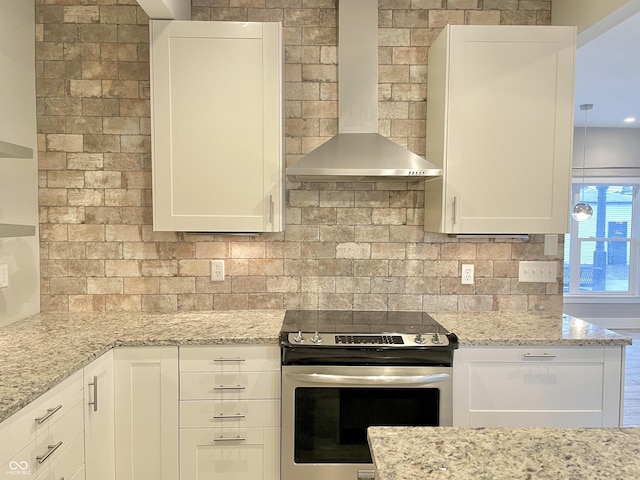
[523,353,557,359]
[213,385,246,390]
[88,375,98,412]
[35,404,62,424]
[214,435,245,442]
[213,357,245,363]
[213,413,246,419]
[36,441,63,464]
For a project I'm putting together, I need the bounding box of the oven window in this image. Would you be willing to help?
[294,387,440,463]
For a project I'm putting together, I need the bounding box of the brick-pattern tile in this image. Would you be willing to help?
[36,0,560,313]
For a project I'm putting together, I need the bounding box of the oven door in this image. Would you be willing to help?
[281,364,453,480]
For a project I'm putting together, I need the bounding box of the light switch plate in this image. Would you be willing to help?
[0,264,8,288]
[518,261,557,283]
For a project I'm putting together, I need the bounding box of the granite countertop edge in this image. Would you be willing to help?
[367,426,640,480]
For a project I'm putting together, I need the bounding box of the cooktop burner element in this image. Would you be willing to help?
[280,310,458,366]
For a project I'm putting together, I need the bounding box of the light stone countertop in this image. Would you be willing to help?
[0,309,630,424]
[368,426,640,479]
[0,310,285,423]
[431,311,631,346]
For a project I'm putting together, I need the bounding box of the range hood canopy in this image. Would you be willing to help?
[286,0,442,183]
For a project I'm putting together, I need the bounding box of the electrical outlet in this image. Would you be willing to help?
[461,264,474,285]
[518,261,557,283]
[211,260,225,282]
[0,264,8,288]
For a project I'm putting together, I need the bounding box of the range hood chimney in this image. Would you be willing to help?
[286,0,442,182]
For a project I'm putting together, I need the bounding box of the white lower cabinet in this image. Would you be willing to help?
[0,371,84,480]
[178,345,280,480]
[83,350,114,480]
[453,345,625,427]
[1,344,281,480]
[114,347,179,480]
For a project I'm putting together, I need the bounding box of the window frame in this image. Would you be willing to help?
[564,178,639,298]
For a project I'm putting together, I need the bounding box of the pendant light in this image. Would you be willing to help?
[571,103,593,221]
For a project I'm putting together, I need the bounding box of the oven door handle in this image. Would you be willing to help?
[285,372,450,386]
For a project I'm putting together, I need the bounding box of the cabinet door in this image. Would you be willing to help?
[453,345,624,427]
[425,25,575,234]
[150,20,283,233]
[114,347,178,480]
[83,350,115,480]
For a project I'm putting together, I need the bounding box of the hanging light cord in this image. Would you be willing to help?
[581,105,589,198]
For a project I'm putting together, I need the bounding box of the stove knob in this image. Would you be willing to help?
[310,332,322,344]
[293,331,304,343]
[414,332,427,345]
[432,333,443,345]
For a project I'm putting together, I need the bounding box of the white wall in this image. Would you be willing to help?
[556,0,640,329]
[565,126,640,329]
[552,0,640,45]
[573,127,640,174]
[0,0,40,326]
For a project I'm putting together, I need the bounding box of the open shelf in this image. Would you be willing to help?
[0,140,33,159]
[0,223,36,238]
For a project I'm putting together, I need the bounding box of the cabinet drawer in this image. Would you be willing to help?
[0,370,83,467]
[36,433,85,480]
[180,345,280,373]
[468,346,605,363]
[180,427,279,480]
[180,399,279,428]
[33,400,84,469]
[180,372,280,400]
[0,402,84,480]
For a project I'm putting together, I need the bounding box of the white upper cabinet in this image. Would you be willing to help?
[150,20,284,233]
[424,25,576,234]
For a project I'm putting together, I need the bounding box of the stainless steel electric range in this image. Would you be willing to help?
[279,310,458,480]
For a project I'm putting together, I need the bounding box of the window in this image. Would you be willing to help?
[564,182,639,295]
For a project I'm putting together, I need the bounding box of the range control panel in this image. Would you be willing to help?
[286,332,449,347]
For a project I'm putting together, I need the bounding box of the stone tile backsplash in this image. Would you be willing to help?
[36,0,562,314]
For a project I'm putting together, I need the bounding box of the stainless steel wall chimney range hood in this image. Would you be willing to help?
[285,0,442,183]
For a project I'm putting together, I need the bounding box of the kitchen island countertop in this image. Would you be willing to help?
[0,310,630,424]
[368,426,640,479]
